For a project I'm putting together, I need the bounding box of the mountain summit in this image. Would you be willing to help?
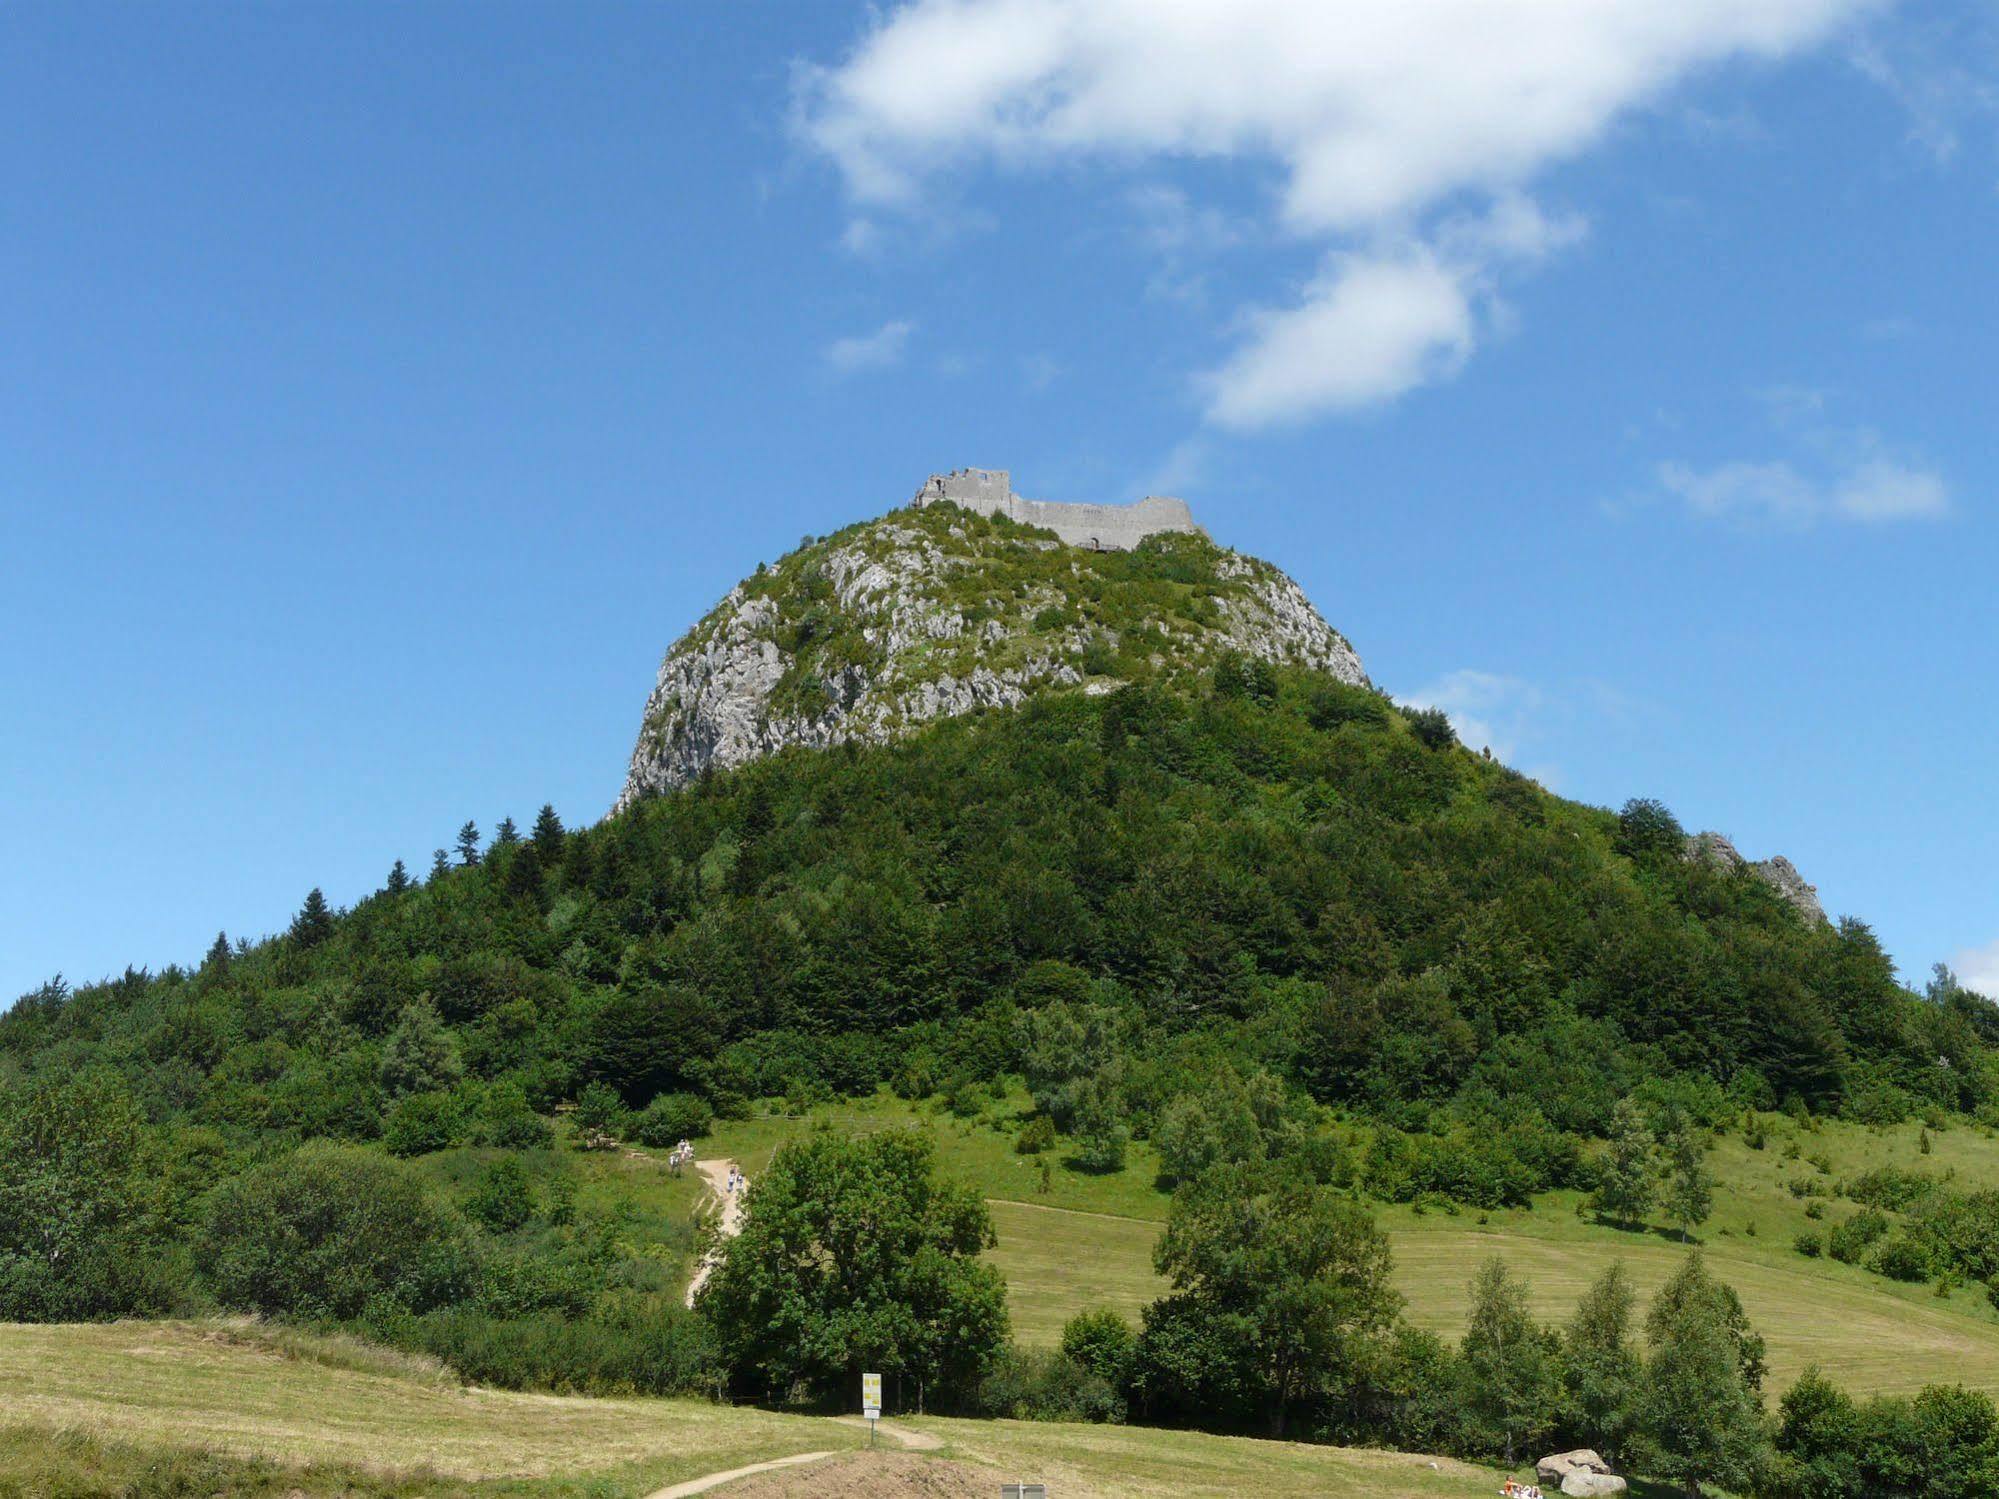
[616,473,1364,809]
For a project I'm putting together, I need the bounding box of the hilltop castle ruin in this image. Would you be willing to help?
[911,468,1202,551]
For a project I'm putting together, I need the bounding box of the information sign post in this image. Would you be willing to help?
[861,1371,882,1447]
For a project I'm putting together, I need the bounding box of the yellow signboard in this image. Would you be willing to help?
[861,1372,882,1416]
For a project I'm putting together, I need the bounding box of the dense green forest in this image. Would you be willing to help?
[7,649,1999,1492]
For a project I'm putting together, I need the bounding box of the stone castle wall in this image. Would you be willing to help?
[911,468,1202,551]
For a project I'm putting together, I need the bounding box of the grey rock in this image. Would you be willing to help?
[1560,1475,1626,1497]
[1537,1450,1609,1485]
[614,472,1366,812]
[1684,832,1826,924]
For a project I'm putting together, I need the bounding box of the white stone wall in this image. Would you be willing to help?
[911,468,1203,550]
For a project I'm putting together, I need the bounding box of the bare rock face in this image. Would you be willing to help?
[615,486,1367,811]
[1685,831,1827,924]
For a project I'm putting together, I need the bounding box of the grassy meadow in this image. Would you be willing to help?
[659,1091,1999,1396]
[0,1320,1513,1499]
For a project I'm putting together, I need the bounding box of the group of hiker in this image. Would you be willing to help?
[1500,1482,1546,1499]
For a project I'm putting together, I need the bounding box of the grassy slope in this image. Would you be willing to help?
[0,1321,1507,1499]
[678,1092,1999,1396]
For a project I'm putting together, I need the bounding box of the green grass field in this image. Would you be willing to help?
[676,1093,1999,1397]
[0,1321,1511,1499]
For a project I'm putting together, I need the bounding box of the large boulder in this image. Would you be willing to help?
[1561,1475,1627,1497]
[1536,1450,1609,1484]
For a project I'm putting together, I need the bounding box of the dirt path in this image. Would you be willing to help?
[836,1416,944,1451]
[643,1449,833,1499]
[684,1158,744,1309]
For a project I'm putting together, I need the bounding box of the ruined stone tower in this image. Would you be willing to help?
[910,468,1202,551]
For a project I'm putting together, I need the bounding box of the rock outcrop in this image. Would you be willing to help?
[1538,1450,1626,1496]
[615,479,1366,810]
[1684,831,1827,924]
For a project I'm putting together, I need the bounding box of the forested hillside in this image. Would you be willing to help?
[8,530,1999,1492]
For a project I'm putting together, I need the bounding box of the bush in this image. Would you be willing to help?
[1827,1209,1891,1265]
[465,1156,536,1233]
[1015,1116,1058,1154]
[1306,682,1389,731]
[1404,706,1457,751]
[383,1090,468,1157]
[397,1303,718,1396]
[200,1143,473,1319]
[475,1082,553,1149]
[1060,1308,1135,1392]
[630,1092,713,1147]
[1794,1231,1823,1258]
[1615,797,1684,862]
[975,1345,1124,1424]
[1870,1233,1934,1284]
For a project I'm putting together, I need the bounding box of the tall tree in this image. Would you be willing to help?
[1138,1162,1400,1437]
[493,816,520,848]
[385,859,411,896]
[1592,1097,1654,1228]
[378,999,461,1097]
[700,1130,1008,1410]
[455,820,482,866]
[1658,1107,1714,1242]
[289,888,334,949]
[429,847,451,882]
[1563,1261,1641,1466]
[1459,1257,1558,1464]
[531,803,565,864]
[202,930,232,975]
[1637,1252,1767,1497]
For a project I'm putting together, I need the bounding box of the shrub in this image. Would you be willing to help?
[1615,797,1684,862]
[1015,1116,1058,1154]
[475,1082,553,1149]
[630,1092,713,1147]
[1870,1234,1933,1284]
[1794,1231,1823,1258]
[1827,1209,1891,1265]
[200,1143,473,1319]
[398,1304,717,1396]
[1404,706,1457,751]
[465,1156,536,1234]
[383,1090,468,1157]
[1060,1308,1135,1391]
[571,1082,626,1146]
[975,1345,1124,1424]
[1306,682,1389,731]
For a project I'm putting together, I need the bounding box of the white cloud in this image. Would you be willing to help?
[824,319,915,373]
[1956,939,1999,1000]
[799,0,1875,420]
[1658,420,1949,528]
[1205,248,1477,426]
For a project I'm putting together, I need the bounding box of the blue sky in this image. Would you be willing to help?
[5,1,1996,1004]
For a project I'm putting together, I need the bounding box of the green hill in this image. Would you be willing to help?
[8,504,1999,1486]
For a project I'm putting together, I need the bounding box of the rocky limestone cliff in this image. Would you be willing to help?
[615,494,1366,810]
[1685,830,1827,924]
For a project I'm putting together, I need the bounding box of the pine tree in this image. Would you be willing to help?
[455,820,481,866]
[202,931,232,975]
[385,859,411,896]
[1460,1257,1558,1464]
[288,888,334,949]
[1636,1252,1767,1495]
[1659,1107,1714,1242]
[531,803,564,863]
[1563,1261,1640,1465]
[1592,1098,1654,1228]
[429,848,451,882]
[494,816,520,848]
